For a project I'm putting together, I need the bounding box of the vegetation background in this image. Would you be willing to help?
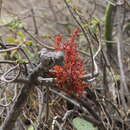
[0,0,130,130]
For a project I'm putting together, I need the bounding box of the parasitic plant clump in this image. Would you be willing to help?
[53,29,88,94]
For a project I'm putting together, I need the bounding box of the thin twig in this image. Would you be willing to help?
[0,60,16,64]
[0,0,2,17]
[0,64,21,83]
[31,8,39,34]
[23,27,54,50]
[63,0,95,77]
[49,87,105,129]
[116,1,130,111]
[1,49,64,130]
[0,45,20,53]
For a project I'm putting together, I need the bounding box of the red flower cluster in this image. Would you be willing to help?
[53,29,87,94]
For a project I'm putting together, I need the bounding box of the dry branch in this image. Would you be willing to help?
[1,49,64,130]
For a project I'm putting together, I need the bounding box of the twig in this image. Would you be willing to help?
[60,110,77,129]
[1,49,64,130]
[81,41,101,81]
[0,64,21,83]
[0,85,17,108]
[31,8,38,34]
[0,0,2,17]
[36,87,44,127]
[0,45,20,53]
[116,1,130,112]
[45,85,50,124]
[1,43,34,69]
[0,60,16,64]
[63,0,95,77]
[48,0,58,22]
[49,87,105,129]
[23,27,54,50]
[51,116,61,130]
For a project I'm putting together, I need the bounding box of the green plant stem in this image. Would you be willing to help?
[104,3,115,48]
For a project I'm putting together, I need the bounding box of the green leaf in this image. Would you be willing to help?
[16,58,27,64]
[10,50,17,58]
[66,0,72,3]
[18,32,25,41]
[42,33,51,38]
[114,74,120,80]
[83,23,89,29]
[24,40,33,46]
[0,52,8,57]
[8,21,24,30]
[28,125,34,130]
[90,18,100,25]
[6,37,19,44]
[72,117,98,130]
[90,25,97,34]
